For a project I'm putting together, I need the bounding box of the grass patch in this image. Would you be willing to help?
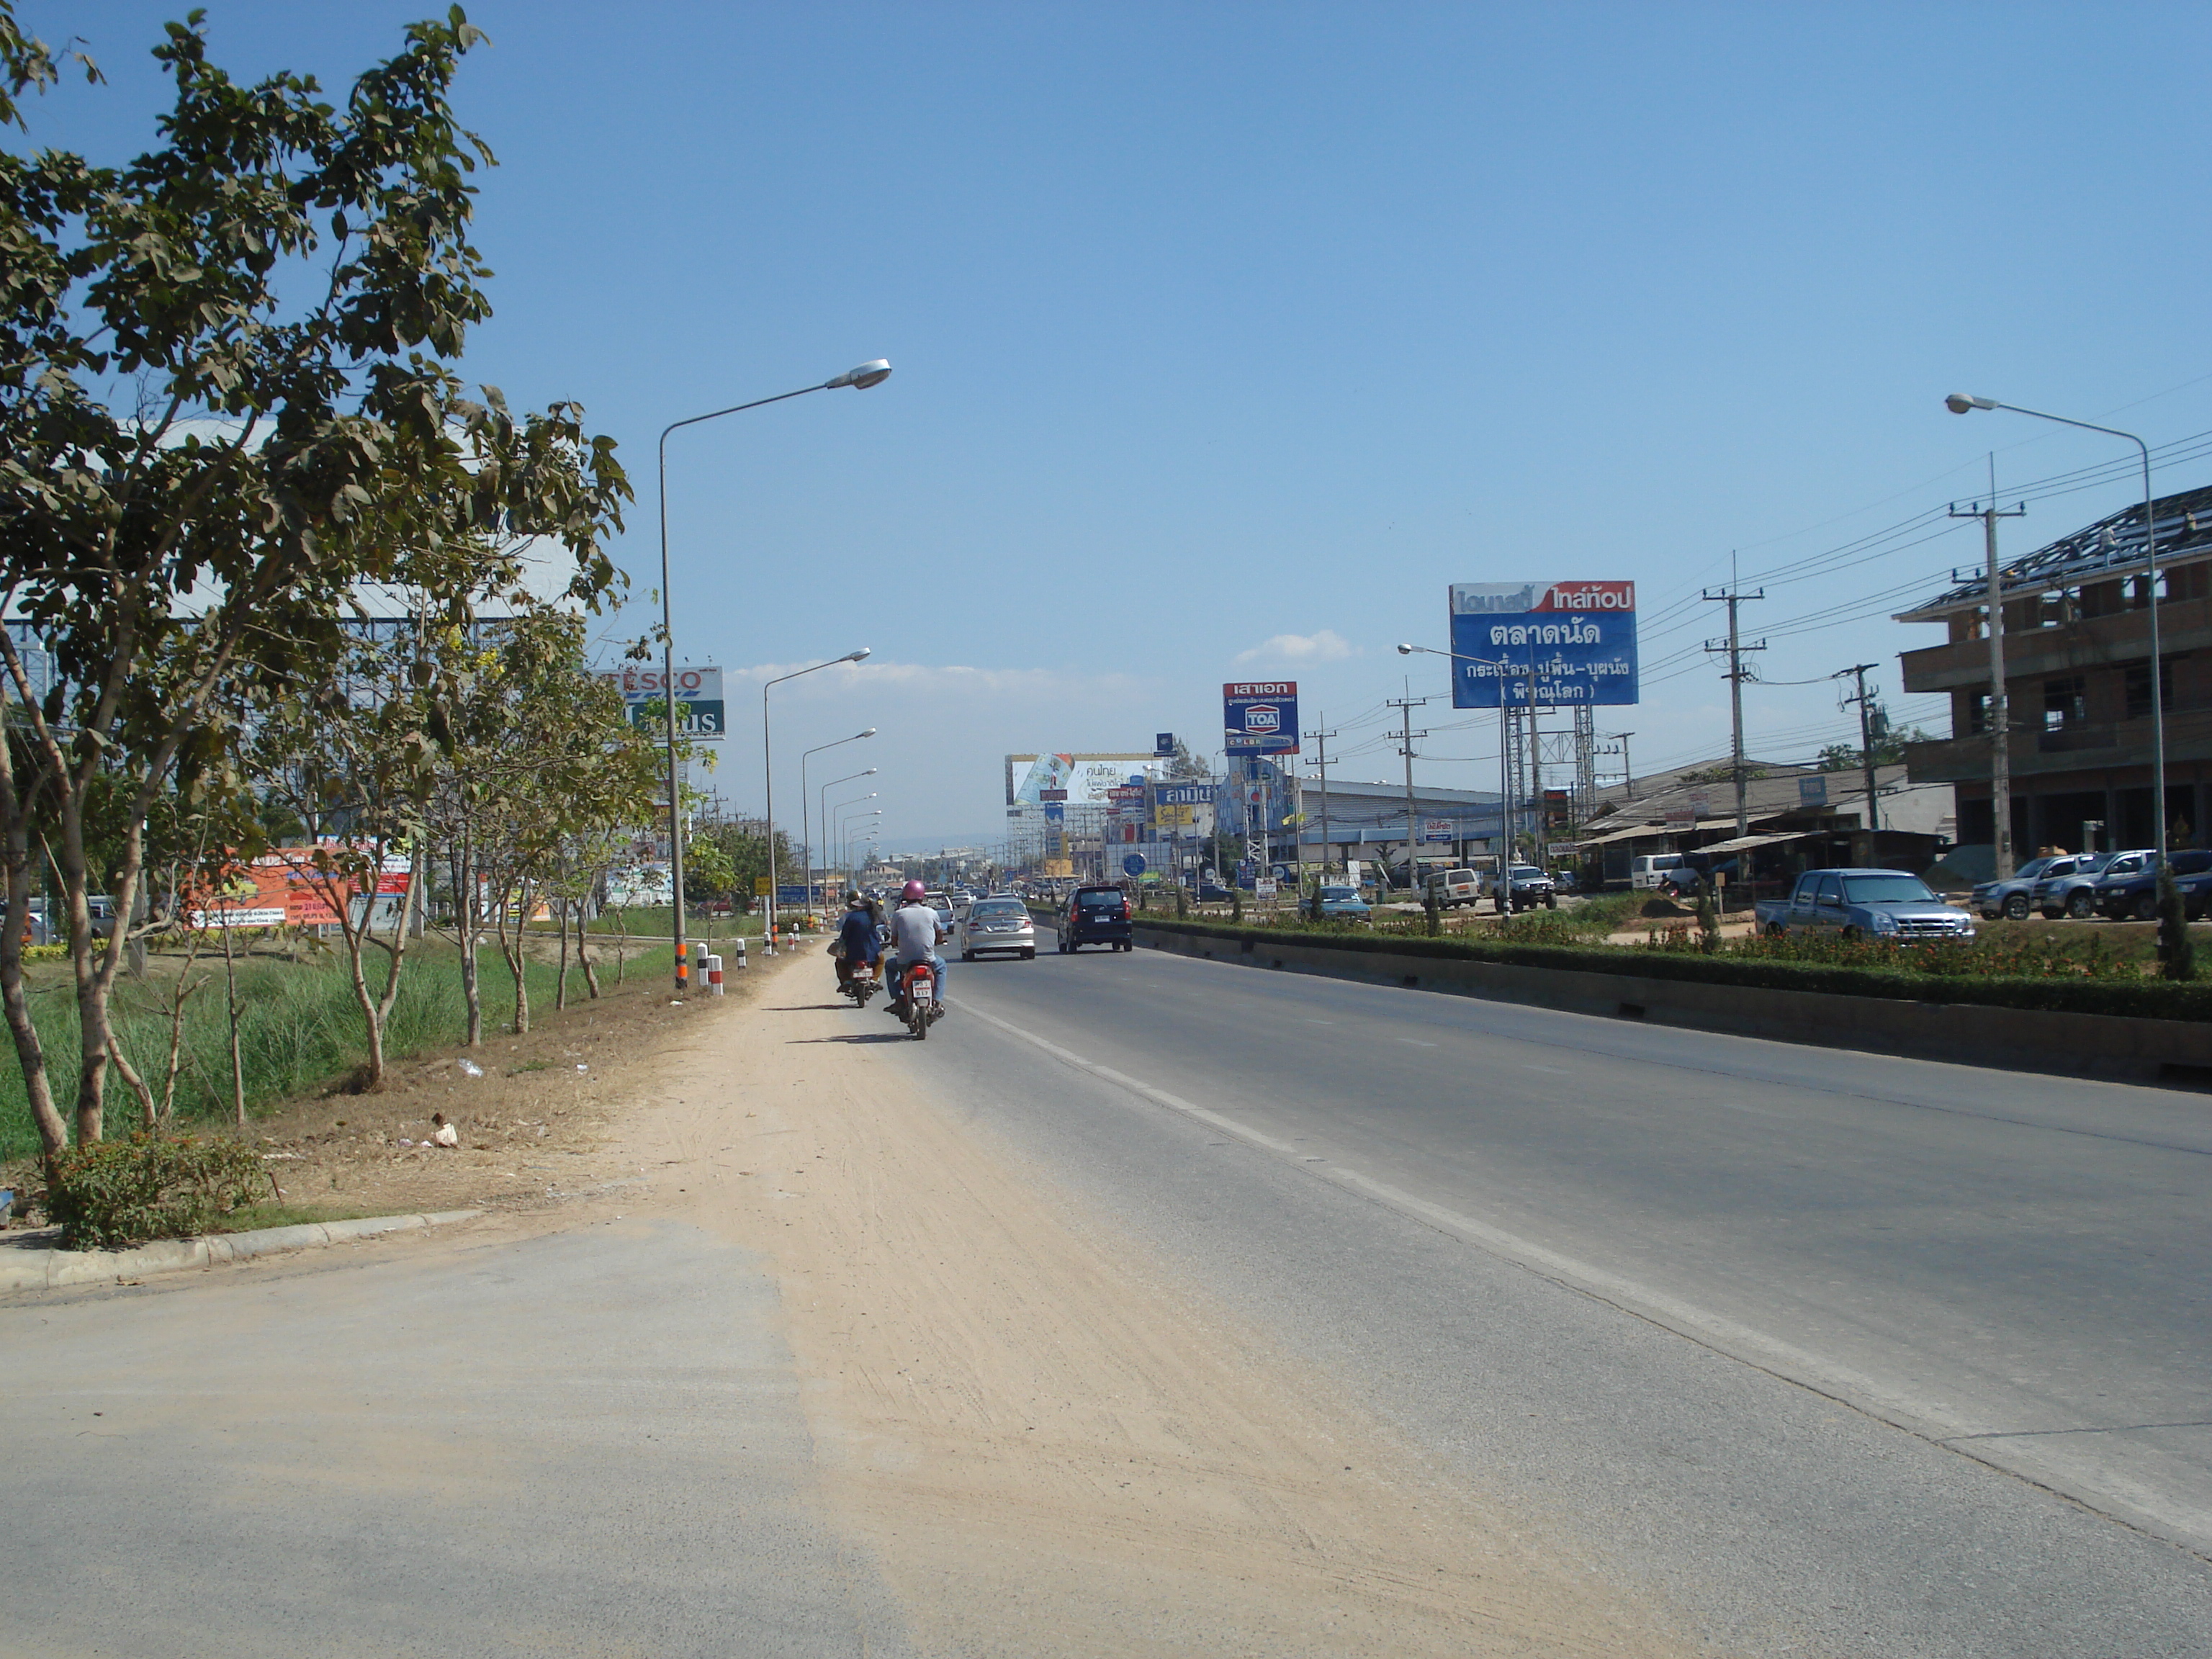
[0,938,675,1163]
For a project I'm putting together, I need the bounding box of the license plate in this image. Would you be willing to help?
[912,979,932,1003]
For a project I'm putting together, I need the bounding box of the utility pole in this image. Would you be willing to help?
[1703,581,1766,836]
[1949,469,2026,877]
[1304,717,1337,881]
[1837,664,1884,837]
[1611,732,1635,799]
[1389,693,1431,894]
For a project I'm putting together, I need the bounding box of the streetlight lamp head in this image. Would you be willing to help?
[1396,643,1415,655]
[857,727,877,739]
[1946,393,1996,415]
[826,360,893,390]
[845,647,871,663]
[862,767,878,777]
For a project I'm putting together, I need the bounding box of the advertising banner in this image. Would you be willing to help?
[1008,754,1155,809]
[1422,818,1457,843]
[1223,681,1300,756]
[1447,582,1637,709]
[189,846,409,929]
[598,663,725,741]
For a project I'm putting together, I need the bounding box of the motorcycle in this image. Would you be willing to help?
[897,960,943,1040]
[837,963,881,1008]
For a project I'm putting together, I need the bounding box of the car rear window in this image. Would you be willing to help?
[1076,889,1123,907]
[971,900,1025,919]
[2170,850,2212,876]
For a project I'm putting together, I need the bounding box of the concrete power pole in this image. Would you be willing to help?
[1703,583,1766,836]
[1950,476,2026,878]
[1304,717,1338,881]
[1838,663,1884,838]
[1389,693,1430,893]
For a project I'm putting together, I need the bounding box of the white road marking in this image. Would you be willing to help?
[1395,1038,1438,1048]
[950,994,2210,1555]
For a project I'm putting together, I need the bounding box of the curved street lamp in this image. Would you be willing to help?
[1399,641,1519,868]
[656,359,892,989]
[763,649,871,949]
[836,803,882,881]
[799,732,875,922]
[820,772,876,894]
[1945,395,2164,864]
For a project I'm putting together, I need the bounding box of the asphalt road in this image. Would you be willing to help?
[916,939,2212,1657]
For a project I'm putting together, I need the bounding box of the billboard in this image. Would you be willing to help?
[1007,753,1156,809]
[1447,582,1637,709]
[598,663,726,740]
[1224,681,1300,756]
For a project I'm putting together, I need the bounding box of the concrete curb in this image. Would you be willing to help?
[0,1208,482,1295]
[1135,923,2212,1088]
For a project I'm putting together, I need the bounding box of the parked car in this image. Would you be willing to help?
[1190,880,1234,903]
[1630,853,1687,891]
[2094,849,2212,922]
[1058,884,1133,953]
[956,894,1037,961]
[1424,867,1486,909]
[2032,850,2120,919]
[1316,883,1372,922]
[1756,868,1974,940]
[1971,855,2069,920]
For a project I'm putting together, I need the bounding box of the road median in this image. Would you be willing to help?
[1134,919,2212,1087]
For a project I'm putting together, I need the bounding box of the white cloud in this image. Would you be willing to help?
[1233,629,1354,666]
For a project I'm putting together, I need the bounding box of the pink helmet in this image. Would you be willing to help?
[902,879,927,902]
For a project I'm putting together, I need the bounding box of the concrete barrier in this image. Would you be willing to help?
[1133,924,2212,1089]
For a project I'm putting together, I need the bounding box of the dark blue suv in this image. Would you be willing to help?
[1058,885,1133,953]
[2094,849,2212,922]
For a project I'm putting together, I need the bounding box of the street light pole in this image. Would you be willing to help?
[655,359,891,991]
[763,650,871,951]
[800,732,875,922]
[835,803,881,884]
[820,768,876,891]
[1398,641,1514,863]
[1948,395,2164,864]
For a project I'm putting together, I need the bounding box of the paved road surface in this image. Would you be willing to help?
[4,1220,912,1658]
[920,940,2212,1655]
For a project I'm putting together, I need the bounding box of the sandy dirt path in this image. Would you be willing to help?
[621,950,1712,1656]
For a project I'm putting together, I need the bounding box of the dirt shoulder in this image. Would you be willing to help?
[616,949,1709,1656]
[196,950,770,1226]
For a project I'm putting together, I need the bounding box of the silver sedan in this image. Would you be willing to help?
[956,896,1036,961]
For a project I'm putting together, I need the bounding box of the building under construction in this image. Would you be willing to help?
[1897,484,2212,855]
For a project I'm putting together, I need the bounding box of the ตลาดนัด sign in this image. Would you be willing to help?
[1447,582,1638,709]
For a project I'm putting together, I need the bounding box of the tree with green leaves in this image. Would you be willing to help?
[0,6,627,1156]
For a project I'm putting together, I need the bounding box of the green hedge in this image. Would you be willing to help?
[1133,917,2212,1025]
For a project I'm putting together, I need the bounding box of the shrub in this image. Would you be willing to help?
[41,1131,277,1250]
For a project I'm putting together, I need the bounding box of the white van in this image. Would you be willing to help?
[1630,853,1686,891]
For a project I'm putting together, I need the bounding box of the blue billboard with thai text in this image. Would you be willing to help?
[1224,680,1300,755]
[1447,581,1637,709]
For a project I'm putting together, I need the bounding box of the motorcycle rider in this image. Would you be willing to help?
[884,878,948,1017]
[833,891,881,993]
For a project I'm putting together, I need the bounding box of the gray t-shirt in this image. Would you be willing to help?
[889,902,942,962]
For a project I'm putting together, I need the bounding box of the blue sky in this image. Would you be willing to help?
[37,2,2212,850]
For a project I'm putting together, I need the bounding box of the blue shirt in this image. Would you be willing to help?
[837,909,880,963]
